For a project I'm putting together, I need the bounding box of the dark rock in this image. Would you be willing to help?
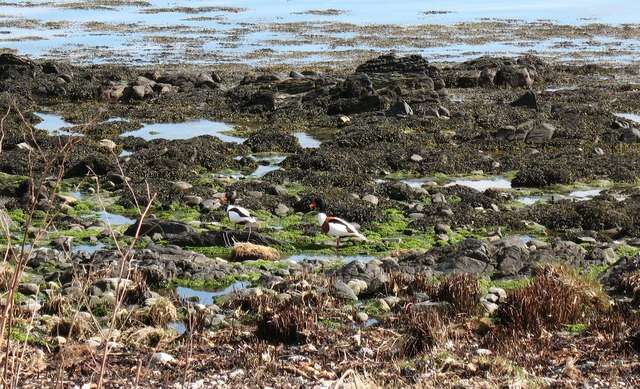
[245,91,275,111]
[526,122,555,143]
[495,66,533,88]
[332,280,358,301]
[389,100,413,116]
[620,128,640,143]
[335,73,374,99]
[124,218,195,239]
[511,91,538,109]
[244,128,301,153]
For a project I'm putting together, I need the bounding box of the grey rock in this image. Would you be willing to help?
[390,100,413,116]
[488,287,507,300]
[274,203,290,217]
[481,300,499,314]
[510,90,538,109]
[620,128,640,143]
[526,122,555,143]
[355,312,369,323]
[332,280,358,301]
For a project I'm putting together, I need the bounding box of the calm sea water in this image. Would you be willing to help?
[1,0,639,64]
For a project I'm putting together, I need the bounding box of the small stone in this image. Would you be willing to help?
[432,193,447,204]
[151,352,176,364]
[410,154,424,162]
[435,223,451,234]
[362,194,379,205]
[201,199,220,210]
[409,213,425,220]
[377,298,391,312]
[483,293,499,303]
[593,147,605,156]
[476,348,493,356]
[488,287,507,300]
[131,85,147,100]
[337,115,351,126]
[19,299,42,314]
[18,283,40,295]
[411,301,451,312]
[578,236,597,244]
[383,296,401,307]
[355,312,369,323]
[184,195,202,206]
[481,300,499,314]
[274,203,290,217]
[440,208,454,217]
[437,105,451,117]
[98,139,117,152]
[332,280,358,301]
[347,279,368,296]
[172,181,193,192]
[436,233,449,242]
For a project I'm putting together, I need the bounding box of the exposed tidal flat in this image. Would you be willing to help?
[1,1,640,388]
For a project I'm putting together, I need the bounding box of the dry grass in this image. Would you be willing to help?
[134,296,177,326]
[496,264,607,336]
[255,296,318,344]
[231,242,281,261]
[435,274,481,315]
[396,310,449,357]
[621,270,640,299]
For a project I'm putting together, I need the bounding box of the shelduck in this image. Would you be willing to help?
[223,191,257,225]
[309,196,367,252]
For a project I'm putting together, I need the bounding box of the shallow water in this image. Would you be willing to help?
[568,188,602,200]
[33,112,82,137]
[3,1,640,64]
[515,187,604,205]
[72,242,105,254]
[615,113,640,124]
[285,253,376,263]
[444,177,512,192]
[97,210,135,226]
[294,132,322,148]
[120,120,246,143]
[176,280,250,305]
[250,165,281,177]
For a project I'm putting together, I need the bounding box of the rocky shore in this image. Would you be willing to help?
[1,52,639,387]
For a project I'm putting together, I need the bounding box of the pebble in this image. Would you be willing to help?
[275,203,290,217]
[410,154,424,162]
[98,139,117,152]
[338,115,351,126]
[184,195,203,206]
[362,194,379,205]
[172,181,193,191]
[481,300,499,314]
[488,287,507,300]
[346,279,368,296]
[151,352,176,364]
[355,312,369,323]
[435,223,451,234]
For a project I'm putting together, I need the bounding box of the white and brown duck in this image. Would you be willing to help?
[223,191,257,226]
[309,196,367,252]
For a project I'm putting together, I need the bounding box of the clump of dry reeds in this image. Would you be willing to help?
[396,309,449,357]
[253,295,318,345]
[496,264,607,335]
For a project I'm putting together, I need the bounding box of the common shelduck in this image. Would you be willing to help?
[223,191,257,226]
[309,196,367,251]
